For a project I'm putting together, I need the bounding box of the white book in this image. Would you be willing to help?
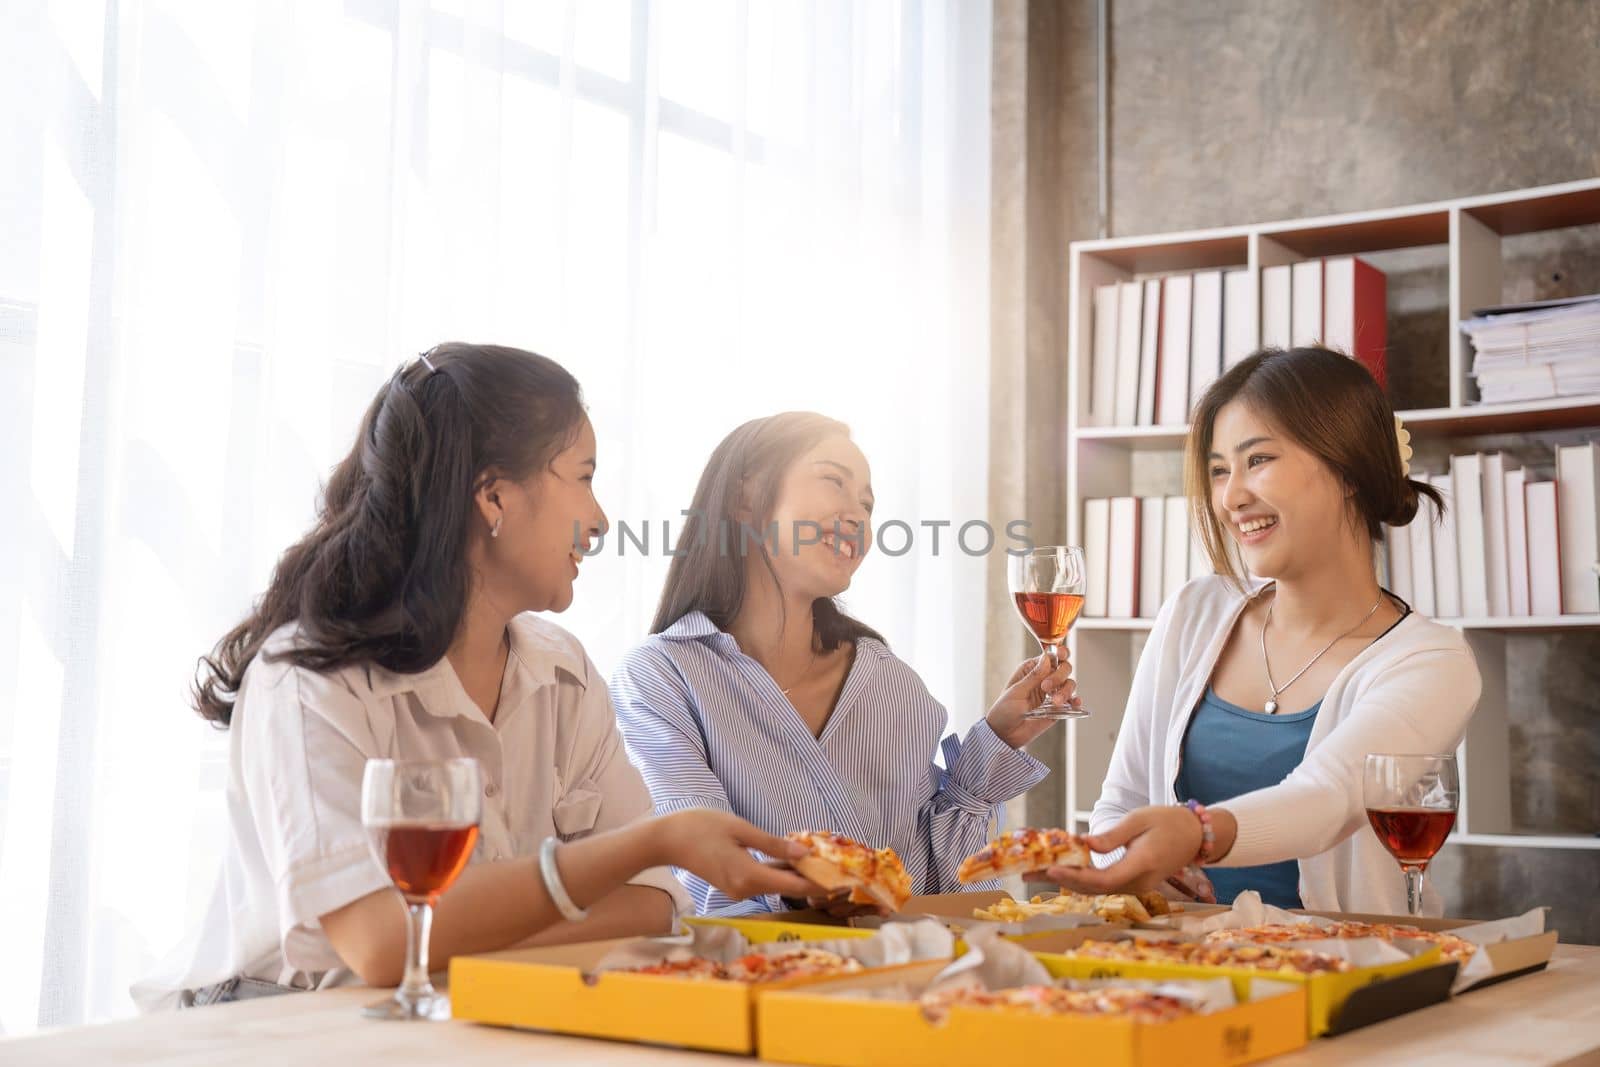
[1431,474,1460,618]
[1139,496,1165,618]
[1526,481,1563,616]
[1261,265,1292,349]
[1189,270,1224,410]
[1136,278,1162,425]
[1504,467,1531,616]
[1450,454,1489,619]
[1385,522,1414,604]
[1090,284,1119,427]
[1157,274,1193,426]
[1107,497,1140,618]
[1481,453,1512,616]
[1555,442,1600,614]
[1083,498,1112,617]
[1163,496,1190,604]
[1114,282,1143,427]
[1222,268,1255,369]
[1291,259,1323,347]
[1323,256,1355,353]
[1409,474,1437,616]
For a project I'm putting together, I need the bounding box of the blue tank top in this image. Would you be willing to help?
[1174,688,1321,909]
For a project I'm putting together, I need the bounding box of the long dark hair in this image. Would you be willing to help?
[1185,345,1443,587]
[650,412,883,651]
[193,342,586,726]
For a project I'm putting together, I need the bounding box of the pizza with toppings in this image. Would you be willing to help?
[973,891,1171,925]
[921,984,1196,1023]
[728,948,865,982]
[1063,937,1353,975]
[627,948,864,983]
[787,831,913,911]
[957,828,1091,883]
[1209,921,1477,962]
[626,957,727,980]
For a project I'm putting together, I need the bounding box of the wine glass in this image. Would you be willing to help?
[361,758,484,1020]
[1362,754,1459,917]
[1008,545,1090,720]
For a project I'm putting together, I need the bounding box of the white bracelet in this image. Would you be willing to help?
[539,836,589,922]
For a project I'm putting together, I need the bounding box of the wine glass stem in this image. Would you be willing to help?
[1403,865,1425,917]
[400,900,435,1002]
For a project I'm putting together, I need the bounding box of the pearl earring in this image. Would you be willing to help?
[491,515,502,539]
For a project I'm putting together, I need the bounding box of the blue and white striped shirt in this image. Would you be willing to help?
[611,611,1049,914]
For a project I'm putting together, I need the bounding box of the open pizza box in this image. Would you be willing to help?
[1288,908,1558,993]
[1017,923,1453,1037]
[449,920,953,1054]
[757,932,1306,1067]
[727,891,1227,941]
[694,893,1041,940]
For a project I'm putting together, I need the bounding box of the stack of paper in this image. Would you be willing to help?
[1461,296,1600,404]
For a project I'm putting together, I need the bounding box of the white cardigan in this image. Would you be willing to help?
[1091,576,1481,916]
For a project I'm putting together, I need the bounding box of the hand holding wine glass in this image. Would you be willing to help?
[361,758,483,1020]
[1363,754,1458,917]
[1008,546,1090,721]
[984,651,1080,748]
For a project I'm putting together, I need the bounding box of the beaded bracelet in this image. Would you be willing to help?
[1183,799,1216,866]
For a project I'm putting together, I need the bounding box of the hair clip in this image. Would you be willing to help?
[1393,414,1412,478]
[418,349,439,375]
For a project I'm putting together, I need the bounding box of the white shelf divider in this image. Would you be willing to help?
[1448,833,1600,851]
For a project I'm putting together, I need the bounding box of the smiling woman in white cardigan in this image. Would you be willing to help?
[1049,346,1481,916]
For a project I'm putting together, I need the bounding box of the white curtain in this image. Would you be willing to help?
[0,0,992,1030]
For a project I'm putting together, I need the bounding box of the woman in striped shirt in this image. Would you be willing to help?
[612,412,1077,915]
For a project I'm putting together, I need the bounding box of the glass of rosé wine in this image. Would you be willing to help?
[360,758,483,1020]
[1363,753,1459,917]
[1008,545,1090,720]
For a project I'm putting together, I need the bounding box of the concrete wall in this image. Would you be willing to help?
[997,0,1600,940]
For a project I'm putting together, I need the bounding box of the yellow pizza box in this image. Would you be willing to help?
[844,891,1011,931]
[704,892,1013,933]
[449,923,946,1054]
[1022,927,1449,1037]
[450,937,761,1053]
[972,896,1231,942]
[883,891,1224,929]
[1291,908,1559,993]
[757,959,1308,1067]
[686,914,880,944]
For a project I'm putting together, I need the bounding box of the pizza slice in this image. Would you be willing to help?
[921,984,1196,1023]
[1211,920,1477,962]
[786,830,913,911]
[1064,937,1353,975]
[957,828,1091,883]
[726,948,865,983]
[627,957,731,980]
[625,947,863,983]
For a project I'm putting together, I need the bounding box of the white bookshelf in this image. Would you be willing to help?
[1063,176,1600,853]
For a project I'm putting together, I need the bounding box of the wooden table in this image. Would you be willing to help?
[9,946,1600,1066]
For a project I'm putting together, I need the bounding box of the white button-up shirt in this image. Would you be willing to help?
[133,614,683,1010]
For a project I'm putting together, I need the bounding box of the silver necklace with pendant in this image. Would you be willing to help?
[777,644,820,697]
[1260,591,1384,714]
